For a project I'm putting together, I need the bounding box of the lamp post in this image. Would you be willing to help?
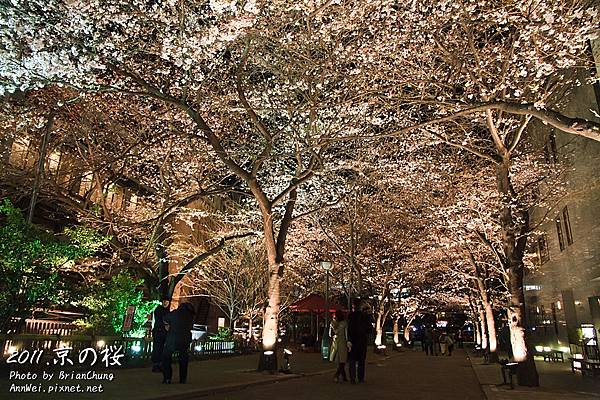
[320,260,333,360]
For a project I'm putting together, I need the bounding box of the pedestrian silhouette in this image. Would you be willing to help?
[162,302,195,384]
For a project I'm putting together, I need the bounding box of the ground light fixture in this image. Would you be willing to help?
[280,349,293,374]
[130,343,142,353]
[262,350,277,372]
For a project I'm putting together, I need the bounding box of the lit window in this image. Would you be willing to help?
[47,150,61,175]
[79,172,93,196]
[555,215,565,251]
[128,194,138,210]
[536,235,549,265]
[544,132,558,164]
[562,206,573,246]
[9,137,31,168]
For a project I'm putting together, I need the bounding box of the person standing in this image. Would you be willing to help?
[151,297,170,372]
[423,327,434,356]
[446,333,455,356]
[332,310,349,383]
[432,329,440,356]
[439,332,448,356]
[162,302,195,384]
[347,298,372,384]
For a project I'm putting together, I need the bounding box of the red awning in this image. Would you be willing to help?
[289,294,347,313]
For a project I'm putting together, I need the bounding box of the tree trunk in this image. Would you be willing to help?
[475,273,498,361]
[393,317,399,344]
[496,158,539,386]
[404,313,417,343]
[484,301,499,362]
[257,206,285,371]
[477,302,488,350]
[375,312,383,346]
[28,111,55,223]
[469,251,498,361]
[248,317,253,345]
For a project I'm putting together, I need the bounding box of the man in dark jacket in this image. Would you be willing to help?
[151,297,170,372]
[162,302,195,384]
[347,298,373,384]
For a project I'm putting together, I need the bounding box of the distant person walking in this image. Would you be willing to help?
[347,298,372,384]
[440,332,449,355]
[332,310,349,383]
[423,327,434,356]
[456,330,464,349]
[162,302,195,384]
[151,297,170,372]
[432,329,440,356]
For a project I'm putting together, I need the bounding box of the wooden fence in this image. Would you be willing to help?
[6,318,78,336]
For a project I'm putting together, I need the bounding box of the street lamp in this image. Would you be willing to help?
[320,260,333,360]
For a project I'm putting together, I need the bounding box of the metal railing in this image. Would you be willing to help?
[1,334,241,368]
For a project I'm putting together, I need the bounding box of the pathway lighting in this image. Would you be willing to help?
[96,340,105,348]
[131,343,142,353]
[319,260,332,361]
[262,350,277,372]
[280,348,293,374]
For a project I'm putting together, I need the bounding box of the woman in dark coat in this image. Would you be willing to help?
[151,297,170,372]
[347,299,372,384]
[161,302,195,384]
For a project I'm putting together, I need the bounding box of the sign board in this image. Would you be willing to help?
[122,305,136,333]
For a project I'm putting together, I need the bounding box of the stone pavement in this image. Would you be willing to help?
[4,346,599,399]
[206,348,485,400]
[468,352,600,400]
[1,350,333,400]
[2,347,484,400]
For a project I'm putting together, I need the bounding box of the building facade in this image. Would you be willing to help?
[525,44,600,352]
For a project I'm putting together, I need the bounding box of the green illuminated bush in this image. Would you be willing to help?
[209,327,233,341]
[78,270,159,337]
[0,199,108,333]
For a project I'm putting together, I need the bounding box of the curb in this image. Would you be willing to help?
[145,368,337,400]
[465,353,492,400]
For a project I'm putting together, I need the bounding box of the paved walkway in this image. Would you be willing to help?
[207,349,484,400]
[3,346,600,399]
[468,352,600,400]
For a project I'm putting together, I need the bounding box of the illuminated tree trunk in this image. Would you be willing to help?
[403,313,417,342]
[496,156,539,386]
[478,303,488,350]
[257,211,283,371]
[393,317,399,344]
[484,302,498,361]
[256,189,297,371]
[374,292,389,348]
[248,317,253,345]
[469,252,498,362]
[374,313,384,346]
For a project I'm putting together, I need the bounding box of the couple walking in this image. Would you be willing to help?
[330,298,372,384]
[151,298,196,384]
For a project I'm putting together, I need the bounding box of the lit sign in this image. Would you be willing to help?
[524,285,542,291]
[436,321,448,328]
